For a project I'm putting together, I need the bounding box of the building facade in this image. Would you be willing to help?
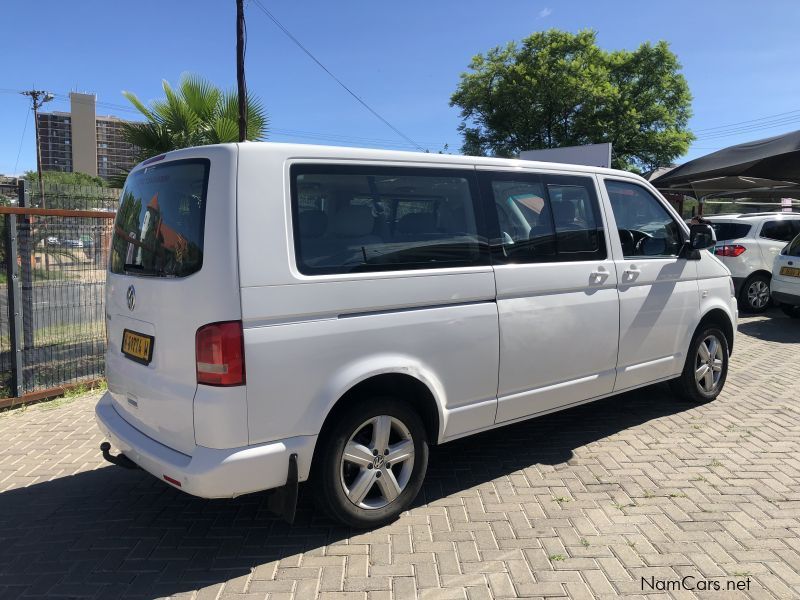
[37,92,138,181]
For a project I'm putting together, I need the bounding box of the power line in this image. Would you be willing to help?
[248,0,427,152]
[13,105,30,174]
[694,108,800,133]
[695,115,800,141]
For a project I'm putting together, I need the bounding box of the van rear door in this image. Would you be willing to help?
[105,145,241,455]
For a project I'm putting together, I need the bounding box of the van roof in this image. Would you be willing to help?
[154,141,647,182]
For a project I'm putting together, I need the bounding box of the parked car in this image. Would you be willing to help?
[96,143,737,528]
[704,213,800,312]
[46,236,59,246]
[771,231,800,318]
[63,238,84,248]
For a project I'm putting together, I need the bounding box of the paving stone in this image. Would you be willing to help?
[0,312,798,598]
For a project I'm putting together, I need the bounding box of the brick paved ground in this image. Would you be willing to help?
[1,310,799,600]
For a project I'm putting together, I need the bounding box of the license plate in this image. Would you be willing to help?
[121,329,154,365]
[780,266,800,278]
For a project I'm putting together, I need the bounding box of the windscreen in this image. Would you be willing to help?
[110,159,209,278]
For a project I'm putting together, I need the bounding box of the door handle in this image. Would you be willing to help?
[590,267,609,283]
[623,265,641,280]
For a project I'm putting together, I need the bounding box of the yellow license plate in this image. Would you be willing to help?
[780,266,800,278]
[121,329,154,365]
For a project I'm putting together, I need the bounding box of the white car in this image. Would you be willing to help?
[705,213,800,312]
[771,232,800,318]
[95,143,737,527]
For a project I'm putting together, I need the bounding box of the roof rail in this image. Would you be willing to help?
[736,212,797,218]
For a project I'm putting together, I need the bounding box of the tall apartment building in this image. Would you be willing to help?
[37,92,139,181]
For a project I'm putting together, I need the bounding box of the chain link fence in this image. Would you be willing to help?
[1,181,118,403]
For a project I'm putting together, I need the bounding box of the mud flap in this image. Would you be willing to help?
[268,453,298,524]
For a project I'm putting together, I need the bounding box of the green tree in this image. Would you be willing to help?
[450,30,694,172]
[22,170,107,187]
[118,74,268,184]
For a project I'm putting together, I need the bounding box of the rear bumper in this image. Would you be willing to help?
[95,392,315,498]
[770,289,800,306]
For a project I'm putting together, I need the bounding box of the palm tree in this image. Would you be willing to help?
[115,74,268,185]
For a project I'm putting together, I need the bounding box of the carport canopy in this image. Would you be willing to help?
[652,129,800,198]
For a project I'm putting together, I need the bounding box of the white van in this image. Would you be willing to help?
[96,143,737,527]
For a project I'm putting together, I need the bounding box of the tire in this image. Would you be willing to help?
[739,273,771,313]
[313,397,429,528]
[780,303,800,318]
[669,325,729,403]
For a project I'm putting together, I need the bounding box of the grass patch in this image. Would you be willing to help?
[707,459,723,468]
[553,496,571,504]
[580,538,590,547]
[548,554,566,562]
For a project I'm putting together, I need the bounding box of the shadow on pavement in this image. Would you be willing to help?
[0,383,695,598]
[736,308,800,343]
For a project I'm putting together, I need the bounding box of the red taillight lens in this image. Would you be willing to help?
[715,244,746,257]
[196,321,245,386]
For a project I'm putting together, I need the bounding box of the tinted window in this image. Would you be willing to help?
[110,159,209,278]
[786,233,800,257]
[292,165,486,274]
[605,180,684,258]
[485,173,606,263]
[760,220,796,242]
[709,222,751,241]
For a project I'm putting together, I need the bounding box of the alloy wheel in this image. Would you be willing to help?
[747,279,770,309]
[339,415,415,510]
[695,334,724,394]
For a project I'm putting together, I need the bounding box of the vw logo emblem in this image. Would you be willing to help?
[372,455,385,470]
[126,285,136,311]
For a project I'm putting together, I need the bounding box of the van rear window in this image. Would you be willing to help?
[110,159,210,278]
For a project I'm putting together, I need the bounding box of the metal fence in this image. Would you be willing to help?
[1,181,118,404]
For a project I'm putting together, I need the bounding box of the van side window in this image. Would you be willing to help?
[604,180,684,258]
[291,165,487,274]
[483,173,606,263]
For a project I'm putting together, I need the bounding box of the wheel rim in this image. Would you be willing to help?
[695,335,724,394]
[340,415,415,510]
[747,280,770,309]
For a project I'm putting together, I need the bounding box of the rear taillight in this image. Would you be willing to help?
[196,321,245,386]
[715,244,746,257]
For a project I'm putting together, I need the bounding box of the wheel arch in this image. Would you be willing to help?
[311,372,443,473]
[745,269,772,282]
[697,307,735,355]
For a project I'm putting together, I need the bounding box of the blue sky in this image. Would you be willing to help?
[2,0,799,175]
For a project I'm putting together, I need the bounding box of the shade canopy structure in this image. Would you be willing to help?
[652,129,800,196]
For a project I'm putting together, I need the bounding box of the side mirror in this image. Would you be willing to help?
[688,223,715,250]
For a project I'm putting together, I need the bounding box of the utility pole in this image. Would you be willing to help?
[236,0,247,142]
[21,90,54,208]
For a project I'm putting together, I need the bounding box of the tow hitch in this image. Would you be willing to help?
[100,441,138,470]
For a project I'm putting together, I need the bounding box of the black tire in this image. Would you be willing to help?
[780,303,800,318]
[738,273,771,313]
[313,397,429,528]
[669,325,729,403]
